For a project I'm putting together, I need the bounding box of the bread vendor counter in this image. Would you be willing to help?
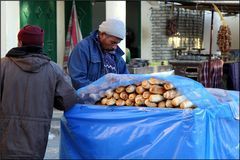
[127,58,172,74]
[59,74,239,159]
[169,59,224,88]
[128,65,173,74]
[169,60,207,82]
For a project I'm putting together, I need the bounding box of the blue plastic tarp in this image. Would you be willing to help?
[60,74,239,159]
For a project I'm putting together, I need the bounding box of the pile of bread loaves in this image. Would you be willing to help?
[96,78,196,109]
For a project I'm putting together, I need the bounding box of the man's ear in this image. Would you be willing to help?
[98,32,105,42]
[18,40,23,47]
[99,31,103,37]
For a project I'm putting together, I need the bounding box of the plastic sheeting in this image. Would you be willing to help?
[60,74,239,159]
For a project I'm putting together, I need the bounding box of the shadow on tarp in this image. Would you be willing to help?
[60,74,239,159]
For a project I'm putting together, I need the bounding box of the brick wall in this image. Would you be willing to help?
[150,3,204,61]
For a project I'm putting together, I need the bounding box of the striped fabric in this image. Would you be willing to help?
[200,59,224,88]
[63,0,82,72]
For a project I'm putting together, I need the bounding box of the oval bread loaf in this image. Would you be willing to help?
[149,94,164,103]
[172,95,187,107]
[149,85,165,94]
[163,83,174,90]
[145,99,157,107]
[148,78,165,85]
[163,90,180,99]
[180,100,194,109]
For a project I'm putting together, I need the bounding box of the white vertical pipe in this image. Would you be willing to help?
[106,1,126,60]
[1,1,19,57]
[56,1,65,67]
[141,1,152,61]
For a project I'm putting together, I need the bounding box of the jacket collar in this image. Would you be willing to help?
[90,30,124,57]
[6,46,46,57]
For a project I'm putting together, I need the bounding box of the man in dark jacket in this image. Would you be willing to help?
[0,25,80,159]
[68,18,129,90]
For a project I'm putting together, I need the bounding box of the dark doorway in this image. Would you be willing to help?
[92,1,106,31]
[126,1,141,59]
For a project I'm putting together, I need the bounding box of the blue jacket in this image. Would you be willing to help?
[68,30,129,89]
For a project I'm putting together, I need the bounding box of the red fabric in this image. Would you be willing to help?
[18,25,44,46]
[63,1,82,71]
[71,8,78,46]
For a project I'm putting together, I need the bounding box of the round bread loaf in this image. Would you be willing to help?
[142,91,151,99]
[125,99,134,106]
[106,97,116,105]
[136,86,145,94]
[116,99,126,106]
[115,86,125,93]
[135,95,145,105]
[142,80,151,89]
[126,85,136,93]
[120,91,128,100]
[113,92,120,99]
[129,93,137,101]
[158,101,166,108]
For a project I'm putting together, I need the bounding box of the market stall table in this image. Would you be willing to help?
[59,74,239,159]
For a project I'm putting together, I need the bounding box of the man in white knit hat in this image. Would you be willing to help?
[68,18,129,89]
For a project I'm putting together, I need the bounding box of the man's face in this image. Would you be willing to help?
[99,32,121,52]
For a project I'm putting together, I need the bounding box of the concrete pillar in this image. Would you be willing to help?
[106,1,126,60]
[141,1,152,61]
[56,1,65,67]
[1,1,19,57]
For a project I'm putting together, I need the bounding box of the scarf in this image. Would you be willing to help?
[102,51,117,74]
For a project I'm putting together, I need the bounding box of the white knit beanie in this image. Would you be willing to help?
[99,18,126,40]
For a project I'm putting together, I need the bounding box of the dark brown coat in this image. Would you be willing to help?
[0,46,80,159]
